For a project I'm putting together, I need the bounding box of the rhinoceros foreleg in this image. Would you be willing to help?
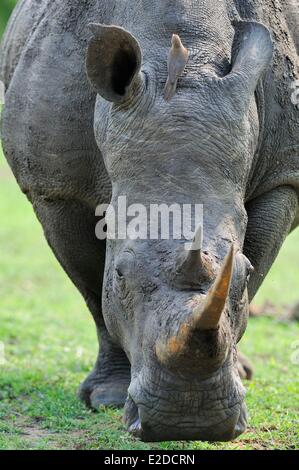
[244,185,298,301]
[237,350,253,381]
[31,196,131,408]
[236,186,298,378]
[78,329,131,409]
[239,186,298,378]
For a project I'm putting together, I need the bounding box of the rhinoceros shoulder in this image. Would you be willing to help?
[1,0,111,206]
[0,0,49,90]
[239,0,299,207]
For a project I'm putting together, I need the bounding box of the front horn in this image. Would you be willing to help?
[192,244,235,330]
[156,245,235,363]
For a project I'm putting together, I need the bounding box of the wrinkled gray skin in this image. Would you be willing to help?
[0,0,298,442]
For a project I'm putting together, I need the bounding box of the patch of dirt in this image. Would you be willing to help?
[250,301,299,322]
[4,413,87,450]
[260,425,279,432]
[20,424,54,440]
[287,303,299,321]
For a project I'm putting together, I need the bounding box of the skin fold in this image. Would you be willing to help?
[0,0,298,442]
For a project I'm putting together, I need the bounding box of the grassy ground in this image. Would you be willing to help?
[0,144,298,450]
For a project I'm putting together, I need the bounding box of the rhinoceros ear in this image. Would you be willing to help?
[86,24,142,103]
[225,21,273,103]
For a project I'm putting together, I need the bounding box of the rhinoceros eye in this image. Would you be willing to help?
[114,267,127,299]
[116,267,125,280]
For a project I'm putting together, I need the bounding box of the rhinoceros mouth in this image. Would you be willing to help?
[124,367,247,442]
[124,393,247,442]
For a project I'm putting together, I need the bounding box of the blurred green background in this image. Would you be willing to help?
[0,1,16,38]
[0,1,298,451]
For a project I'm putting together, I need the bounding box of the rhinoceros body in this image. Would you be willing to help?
[0,0,298,441]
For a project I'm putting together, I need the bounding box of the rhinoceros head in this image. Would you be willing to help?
[86,20,273,441]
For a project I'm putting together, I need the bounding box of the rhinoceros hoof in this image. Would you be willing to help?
[78,373,130,409]
[89,382,129,409]
[237,351,253,381]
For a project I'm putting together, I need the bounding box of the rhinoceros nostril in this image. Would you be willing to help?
[124,395,145,438]
[233,403,248,438]
[128,417,143,438]
[123,394,141,431]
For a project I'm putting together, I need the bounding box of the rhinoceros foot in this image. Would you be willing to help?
[78,369,130,409]
[237,350,253,381]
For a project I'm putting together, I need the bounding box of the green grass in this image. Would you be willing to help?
[0,1,17,39]
[0,144,298,450]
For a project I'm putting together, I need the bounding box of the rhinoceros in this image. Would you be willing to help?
[0,0,298,442]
